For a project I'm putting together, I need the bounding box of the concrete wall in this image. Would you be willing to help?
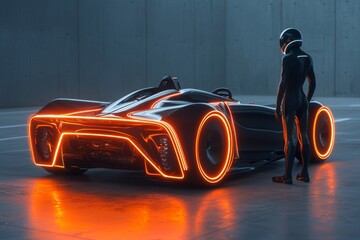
[0,0,359,108]
[0,0,79,107]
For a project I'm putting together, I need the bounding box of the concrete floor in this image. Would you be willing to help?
[0,96,359,240]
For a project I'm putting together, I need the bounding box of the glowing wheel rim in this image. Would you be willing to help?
[195,111,233,184]
[312,106,335,160]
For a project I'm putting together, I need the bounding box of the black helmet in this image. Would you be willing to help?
[279,28,302,54]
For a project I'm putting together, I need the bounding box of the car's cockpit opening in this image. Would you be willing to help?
[158,76,181,92]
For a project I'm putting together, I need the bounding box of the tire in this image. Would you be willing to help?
[194,111,234,185]
[308,102,335,163]
[42,167,88,175]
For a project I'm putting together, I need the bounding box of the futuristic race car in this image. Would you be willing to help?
[28,76,335,185]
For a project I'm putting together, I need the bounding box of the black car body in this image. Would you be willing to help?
[28,78,335,185]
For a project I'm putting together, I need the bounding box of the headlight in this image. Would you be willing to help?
[35,127,55,163]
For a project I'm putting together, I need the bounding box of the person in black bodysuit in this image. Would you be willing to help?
[272,28,316,184]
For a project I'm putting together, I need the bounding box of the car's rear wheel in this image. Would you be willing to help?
[194,111,234,185]
[308,103,335,163]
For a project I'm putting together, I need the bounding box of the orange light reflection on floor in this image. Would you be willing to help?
[193,189,237,236]
[310,162,338,223]
[28,178,236,239]
[28,179,188,239]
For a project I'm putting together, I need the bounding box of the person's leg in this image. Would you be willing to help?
[272,112,296,184]
[295,106,310,182]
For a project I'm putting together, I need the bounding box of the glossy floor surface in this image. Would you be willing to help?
[0,96,359,239]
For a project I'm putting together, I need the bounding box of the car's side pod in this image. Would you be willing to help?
[308,101,335,162]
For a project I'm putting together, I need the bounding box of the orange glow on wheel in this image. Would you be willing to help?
[312,106,335,160]
[195,111,233,184]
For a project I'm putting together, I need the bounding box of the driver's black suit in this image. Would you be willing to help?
[273,46,316,184]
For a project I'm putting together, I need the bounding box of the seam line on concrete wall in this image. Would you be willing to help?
[224,0,227,88]
[334,0,337,96]
[280,0,283,31]
[193,0,196,87]
[77,0,80,98]
[145,0,148,85]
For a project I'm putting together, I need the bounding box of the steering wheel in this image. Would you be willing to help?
[212,87,233,99]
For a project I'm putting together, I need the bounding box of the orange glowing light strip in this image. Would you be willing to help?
[144,162,160,176]
[28,122,58,167]
[224,102,239,160]
[126,112,188,171]
[209,101,235,105]
[209,101,239,162]
[144,133,181,177]
[28,118,40,168]
[195,111,233,184]
[28,114,188,173]
[54,132,184,179]
[63,108,103,116]
[55,147,65,168]
[312,106,335,160]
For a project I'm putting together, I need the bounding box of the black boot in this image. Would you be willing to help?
[296,172,310,182]
[272,175,293,184]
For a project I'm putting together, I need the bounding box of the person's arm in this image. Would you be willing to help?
[306,59,316,102]
[275,57,287,120]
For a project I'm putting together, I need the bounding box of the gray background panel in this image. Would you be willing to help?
[146,0,196,88]
[281,0,336,96]
[78,0,146,100]
[335,0,360,96]
[194,0,226,91]
[226,0,282,95]
[1,0,359,107]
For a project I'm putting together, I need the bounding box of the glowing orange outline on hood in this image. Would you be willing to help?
[63,108,103,116]
[224,102,239,160]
